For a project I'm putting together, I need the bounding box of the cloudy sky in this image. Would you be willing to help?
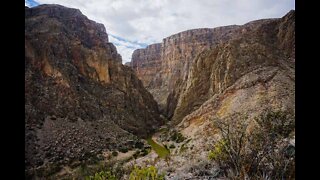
[26,0,295,63]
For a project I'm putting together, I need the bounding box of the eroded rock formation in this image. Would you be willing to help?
[128,11,295,178]
[130,11,295,125]
[25,4,162,177]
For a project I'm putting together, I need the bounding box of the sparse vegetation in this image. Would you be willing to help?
[85,170,116,180]
[112,151,118,157]
[208,139,228,161]
[119,146,129,153]
[129,165,165,180]
[140,148,151,156]
[80,162,128,180]
[134,141,144,149]
[179,143,188,153]
[133,148,151,159]
[170,131,185,143]
[209,110,295,179]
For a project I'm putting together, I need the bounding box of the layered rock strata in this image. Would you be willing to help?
[130,11,295,125]
[25,4,162,177]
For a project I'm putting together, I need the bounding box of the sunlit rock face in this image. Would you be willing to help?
[25,4,163,177]
[128,11,295,179]
[130,11,295,125]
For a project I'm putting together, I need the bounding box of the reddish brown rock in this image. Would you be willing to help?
[130,11,295,124]
[130,26,239,113]
[25,4,162,178]
[131,43,162,88]
[129,11,295,178]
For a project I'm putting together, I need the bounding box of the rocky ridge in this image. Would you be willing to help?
[25,4,163,178]
[130,11,295,124]
[128,10,295,178]
[127,11,295,179]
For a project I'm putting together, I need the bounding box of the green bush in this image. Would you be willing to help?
[208,139,228,161]
[85,170,116,180]
[111,151,118,157]
[119,147,129,153]
[82,164,126,180]
[170,131,185,143]
[129,166,164,180]
[133,151,140,159]
[140,148,150,156]
[210,110,295,179]
[169,144,175,149]
[134,141,144,149]
[179,143,188,153]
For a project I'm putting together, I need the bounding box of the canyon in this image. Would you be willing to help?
[25,4,295,179]
[131,11,294,125]
[128,10,295,178]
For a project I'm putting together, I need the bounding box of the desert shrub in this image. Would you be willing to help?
[170,131,185,143]
[208,139,228,162]
[133,151,140,159]
[188,160,220,177]
[179,143,188,153]
[112,151,118,157]
[134,141,144,149]
[132,148,151,159]
[169,144,176,149]
[83,163,125,180]
[129,165,164,180]
[140,148,150,156]
[210,110,295,179]
[119,147,129,153]
[85,170,116,180]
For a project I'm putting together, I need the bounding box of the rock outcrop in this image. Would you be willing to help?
[131,43,162,88]
[130,11,295,125]
[129,11,295,178]
[25,4,162,177]
[130,26,240,115]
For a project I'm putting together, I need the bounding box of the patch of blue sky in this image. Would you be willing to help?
[25,0,39,7]
[109,34,148,48]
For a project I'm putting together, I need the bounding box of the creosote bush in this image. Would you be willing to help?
[209,109,295,179]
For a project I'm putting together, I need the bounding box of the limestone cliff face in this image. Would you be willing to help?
[25,4,162,176]
[131,43,162,88]
[129,11,295,178]
[131,26,239,113]
[130,11,295,125]
[173,12,295,124]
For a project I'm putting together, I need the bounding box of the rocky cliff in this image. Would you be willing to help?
[25,4,162,177]
[131,26,240,115]
[128,11,295,179]
[131,43,162,88]
[130,11,295,125]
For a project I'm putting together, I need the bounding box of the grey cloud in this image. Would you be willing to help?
[35,0,294,63]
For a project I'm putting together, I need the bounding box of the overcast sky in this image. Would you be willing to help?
[26,0,295,63]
